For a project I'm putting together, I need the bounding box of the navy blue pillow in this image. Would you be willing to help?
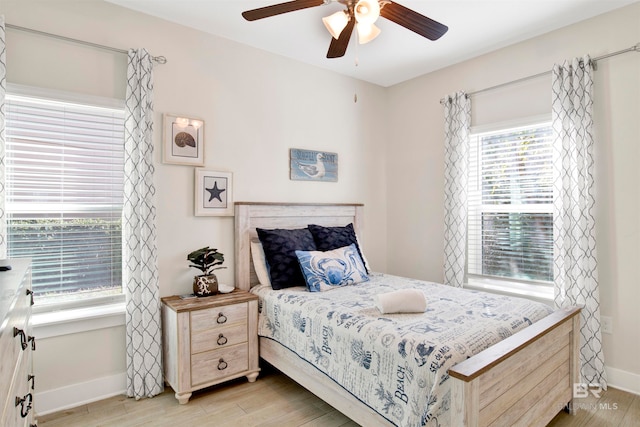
[307,223,368,273]
[256,227,317,290]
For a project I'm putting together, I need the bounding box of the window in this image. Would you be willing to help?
[5,87,125,306]
[468,119,554,289]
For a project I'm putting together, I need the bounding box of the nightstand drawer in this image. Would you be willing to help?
[190,302,247,332]
[191,323,248,354]
[191,343,248,386]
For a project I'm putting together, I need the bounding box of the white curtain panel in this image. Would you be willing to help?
[123,48,164,399]
[551,56,606,388]
[0,16,7,258]
[443,92,471,288]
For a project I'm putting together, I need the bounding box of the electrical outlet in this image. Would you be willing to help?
[601,316,613,334]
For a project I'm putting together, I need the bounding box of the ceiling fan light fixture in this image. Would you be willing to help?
[354,0,380,25]
[357,22,381,44]
[322,11,349,39]
[241,0,449,60]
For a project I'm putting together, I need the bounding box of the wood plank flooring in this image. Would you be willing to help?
[38,365,639,427]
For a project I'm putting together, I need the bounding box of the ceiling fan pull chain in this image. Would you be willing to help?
[354,53,359,103]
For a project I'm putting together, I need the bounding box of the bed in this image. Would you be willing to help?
[234,202,580,427]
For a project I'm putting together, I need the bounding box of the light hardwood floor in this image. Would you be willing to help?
[38,365,639,427]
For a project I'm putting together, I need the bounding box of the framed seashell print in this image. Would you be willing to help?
[195,169,233,216]
[163,113,205,166]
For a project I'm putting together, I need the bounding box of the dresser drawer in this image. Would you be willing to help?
[190,302,247,333]
[0,291,31,410]
[191,323,248,354]
[1,342,33,427]
[0,260,33,424]
[191,343,248,386]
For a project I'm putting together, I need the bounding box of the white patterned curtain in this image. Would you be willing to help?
[123,48,163,399]
[551,56,606,388]
[0,16,7,258]
[443,92,471,288]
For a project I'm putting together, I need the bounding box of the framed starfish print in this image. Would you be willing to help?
[195,169,233,216]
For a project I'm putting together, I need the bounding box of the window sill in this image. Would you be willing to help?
[33,301,126,339]
[465,277,554,307]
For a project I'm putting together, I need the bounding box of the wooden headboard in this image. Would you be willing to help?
[234,202,364,291]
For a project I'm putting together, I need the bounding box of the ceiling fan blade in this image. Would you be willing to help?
[242,0,325,21]
[380,1,448,40]
[326,17,355,58]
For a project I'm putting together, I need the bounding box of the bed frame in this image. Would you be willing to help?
[234,202,580,427]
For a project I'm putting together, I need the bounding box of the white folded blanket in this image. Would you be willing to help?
[373,289,427,314]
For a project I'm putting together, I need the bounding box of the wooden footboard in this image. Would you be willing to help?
[448,307,581,427]
[261,307,580,427]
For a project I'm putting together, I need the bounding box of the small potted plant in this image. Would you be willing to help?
[187,246,226,297]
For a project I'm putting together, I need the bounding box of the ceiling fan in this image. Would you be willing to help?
[242,0,448,59]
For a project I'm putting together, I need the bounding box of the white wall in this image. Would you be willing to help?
[386,3,640,392]
[3,0,389,408]
[3,0,639,413]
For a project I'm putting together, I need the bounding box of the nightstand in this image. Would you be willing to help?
[161,289,260,404]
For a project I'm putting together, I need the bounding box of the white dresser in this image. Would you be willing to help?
[0,258,36,426]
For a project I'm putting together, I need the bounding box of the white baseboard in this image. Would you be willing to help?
[35,372,126,416]
[33,365,639,417]
[606,366,640,396]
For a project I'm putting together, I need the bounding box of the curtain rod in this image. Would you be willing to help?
[440,42,640,104]
[6,23,167,64]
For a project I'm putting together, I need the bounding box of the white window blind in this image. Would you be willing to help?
[468,121,554,284]
[5,92,125,303]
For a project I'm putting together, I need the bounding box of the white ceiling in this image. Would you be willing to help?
[106,0,637,87]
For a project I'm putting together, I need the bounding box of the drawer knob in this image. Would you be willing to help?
[217,359,228,371]
[216,334,228,346]
[15,393,33,418]
[216,312,227,324]
[13,327,28,350]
